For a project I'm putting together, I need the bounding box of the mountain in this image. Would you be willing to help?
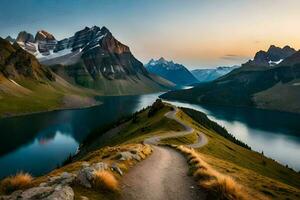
[0,37,99,117]
[5,36,15,43]
[14,30,58,57]
[0,37,54,81]
[191,66,238,83]
[15,26,174,95]
[161,45,300,113]
[246,45,296,67]
[145,57,198,86]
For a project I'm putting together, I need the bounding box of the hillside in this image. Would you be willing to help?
[10,27,174,95]
[1,101,299,199]
[0,37,99,118]
[145,58,198,86]
[161,45,300,113]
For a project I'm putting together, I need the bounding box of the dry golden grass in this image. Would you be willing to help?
[0,172,32,194]
[176,145,267,200]
[92,170,119,192]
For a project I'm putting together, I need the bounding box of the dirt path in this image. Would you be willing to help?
[144,107,208,148]
[120,108,208,199]
[120,146,206,200]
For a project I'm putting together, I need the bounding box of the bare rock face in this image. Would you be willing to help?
[35,30,56,41]
[52,26,148,80]
[35,30,57,55]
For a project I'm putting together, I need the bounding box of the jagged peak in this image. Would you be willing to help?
[16,31,34,43]
[35,30,56,41]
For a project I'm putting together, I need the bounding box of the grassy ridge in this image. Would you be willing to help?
[81,102,300,199]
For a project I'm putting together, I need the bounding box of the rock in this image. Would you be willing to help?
[111,163,123,176]
[39,182,47,187]
[92,162,108,171]
[21,186,54,199]
[116,151,134,161]
[46,172,75,187]
[76,162,109,188]
[81,162,90,168]
[132,154,141,161]
[80,196,89,200]
[0,190,22,200]
[76,167,95,188]
[44,185,74,200]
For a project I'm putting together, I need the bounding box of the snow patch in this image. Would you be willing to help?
[38,48,72,61]
[269,59,283,66]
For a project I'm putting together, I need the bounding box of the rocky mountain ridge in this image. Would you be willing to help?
[245,45,297,67]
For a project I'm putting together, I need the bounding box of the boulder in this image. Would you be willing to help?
[76,167,95,188]
[44,185,74,200]
[76,162,109,188]
[21,186,54,199]
[111,163,123,176]
[92,162,108,171]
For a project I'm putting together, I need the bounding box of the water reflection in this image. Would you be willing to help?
[0,93,299,178]
[0,93,162,178]
[164,100,300,170]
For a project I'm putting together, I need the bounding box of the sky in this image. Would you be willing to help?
[1,0,300,69]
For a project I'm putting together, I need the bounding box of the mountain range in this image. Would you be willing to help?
[191,66,238,83]
[0,26,174,117]
[145,57,198,86]
[4,26,174,95]
[161,45,300,113]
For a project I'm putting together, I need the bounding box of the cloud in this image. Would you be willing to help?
[220,54,245,61]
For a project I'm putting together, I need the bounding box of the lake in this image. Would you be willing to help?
[0,92,300,178]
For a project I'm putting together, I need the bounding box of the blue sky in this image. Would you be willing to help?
[1,0,300,69]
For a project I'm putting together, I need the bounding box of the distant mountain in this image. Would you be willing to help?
[12,26,174,95]
[5,36,15,43]
[191,66,238,83]
[161,45,300,113]
[145,57,198,86]
[13,30,58,57]
[246,45,296,67]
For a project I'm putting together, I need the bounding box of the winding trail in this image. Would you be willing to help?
[144,107,208,148]
[120,107,208,200]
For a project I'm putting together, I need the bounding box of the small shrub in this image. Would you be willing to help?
[1,172,32,194]
[93,170,119,192]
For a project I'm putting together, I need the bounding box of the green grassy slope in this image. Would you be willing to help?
[0,76,99,118]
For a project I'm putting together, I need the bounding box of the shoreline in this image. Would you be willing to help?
[0,101,102,119]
